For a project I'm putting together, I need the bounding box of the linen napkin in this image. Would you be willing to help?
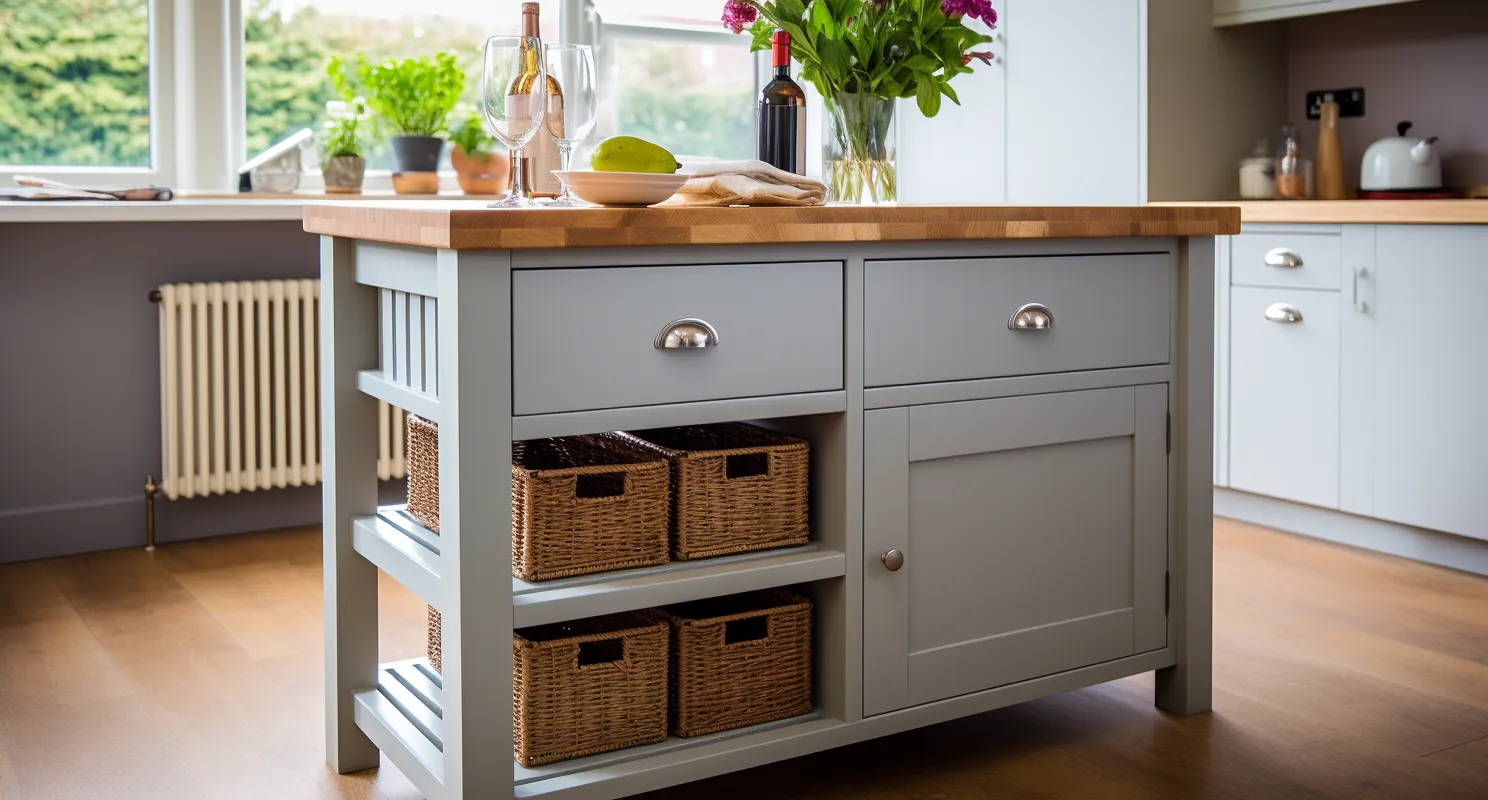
[659,160,825,207]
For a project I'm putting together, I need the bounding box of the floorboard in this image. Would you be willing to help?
[0,518,1483,799]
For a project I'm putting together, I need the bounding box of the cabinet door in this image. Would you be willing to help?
[863,386,1168,717]
[1345,225,1488,541]
[1228,287,1341,508]
[1005,0,1143,204]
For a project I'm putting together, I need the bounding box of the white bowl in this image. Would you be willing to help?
[554,170,688,206]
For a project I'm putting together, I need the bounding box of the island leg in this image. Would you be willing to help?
[322,235,381,771]
[1156,235,1216,716]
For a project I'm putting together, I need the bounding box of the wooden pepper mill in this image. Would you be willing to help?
[1316,101,1347,200]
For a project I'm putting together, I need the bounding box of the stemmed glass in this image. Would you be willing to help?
[483,36,548,208]
[544,44,598,207]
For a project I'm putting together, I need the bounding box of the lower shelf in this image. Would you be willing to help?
[357,659,834,799]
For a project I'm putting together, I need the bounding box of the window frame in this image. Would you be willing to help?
[1,0,179,189]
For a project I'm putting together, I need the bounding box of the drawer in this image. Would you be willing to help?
[1230,230,1341,290]
[865,254,1171,387]
[512,262,843,415]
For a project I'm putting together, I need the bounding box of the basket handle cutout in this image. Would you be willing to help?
[577,637,625,667]
[725,452,770,480]
[575,472,627,500]
[724,616,770,645]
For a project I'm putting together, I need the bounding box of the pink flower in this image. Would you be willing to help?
[721,0,758,34]
[941,0,997,25]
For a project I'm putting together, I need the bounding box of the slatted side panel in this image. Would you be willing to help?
[380,289,439,398]
[159,280,407,500]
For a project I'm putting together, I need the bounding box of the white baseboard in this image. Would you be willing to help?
[1215,488,1488,577]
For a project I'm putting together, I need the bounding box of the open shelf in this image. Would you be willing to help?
[353,506,846,628]
[358,369,439,422]
[359,659,837,799]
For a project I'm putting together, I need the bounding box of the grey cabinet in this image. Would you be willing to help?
[862,385,1169,716]
[1228,286,1341,509]
[1341,225,1488,541]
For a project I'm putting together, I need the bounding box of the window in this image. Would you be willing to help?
[243,0,557,166]
[589,0,758,161]
[0,0,153,168]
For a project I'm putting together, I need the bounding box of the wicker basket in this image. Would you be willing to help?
[661,589,812,737]
[407,415,671,581]
[427,609,670,766]
[606,423,809,560]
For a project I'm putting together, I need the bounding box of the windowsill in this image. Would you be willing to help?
[0,191,505,224]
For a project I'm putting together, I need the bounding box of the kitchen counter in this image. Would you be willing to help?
[1155,199,1488,225]
[303,202,1239,249]
[317,202,1219,799]
[0,193,504,224]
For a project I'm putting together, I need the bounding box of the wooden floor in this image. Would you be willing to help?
[1,518,1486,800]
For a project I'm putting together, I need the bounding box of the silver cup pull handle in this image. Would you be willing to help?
[1265,248,1303,269]
[654,318,720,349]
[1007,303,1054,331]
[1264,303,1304,323]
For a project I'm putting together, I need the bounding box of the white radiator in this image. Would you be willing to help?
[157,280,406,501]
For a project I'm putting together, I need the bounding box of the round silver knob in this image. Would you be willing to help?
[654,318,720,349]
[880,549,905,571]
[1007,303,1054,331]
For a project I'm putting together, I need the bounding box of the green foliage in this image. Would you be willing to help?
[320,103,366,163]
[0,0,151,166]
[447,109,492,156]
[332,52,464,138]
[735,0,993,116]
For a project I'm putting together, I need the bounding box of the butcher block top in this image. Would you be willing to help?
[302,202,1240,249]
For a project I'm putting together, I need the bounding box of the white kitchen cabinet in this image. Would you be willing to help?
[1341,225,1488,542]
[1228,286,1341,509]
[1213,0,1419,27]
[862,385,1169,717]
[897,0,1142,205]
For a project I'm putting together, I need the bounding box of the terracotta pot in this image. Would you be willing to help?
[322,155,365,194]
[452,145,511,196]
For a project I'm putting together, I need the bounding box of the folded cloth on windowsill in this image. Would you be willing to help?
[6,176,173,201]
[658,160,825,207]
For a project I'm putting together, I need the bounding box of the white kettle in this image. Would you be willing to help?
[1361,121,1442,191]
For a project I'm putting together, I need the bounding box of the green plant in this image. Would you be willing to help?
[723,0,993,117]
[329,51,464,138]
[320,103,367,164]
[448,110,494,155]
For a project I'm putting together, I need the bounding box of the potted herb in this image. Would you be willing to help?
[448,110,511,196]
[330,52,464,193]
[723,0,994,203]
[320,102,367,194]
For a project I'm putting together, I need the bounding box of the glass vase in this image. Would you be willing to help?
[824,93,897,204]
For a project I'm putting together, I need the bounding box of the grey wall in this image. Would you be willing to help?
[0,221,370,563]
[1287,0,1488,189]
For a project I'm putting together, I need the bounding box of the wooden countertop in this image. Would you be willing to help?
[1154,199,1488,225]
[301,202,1240,249]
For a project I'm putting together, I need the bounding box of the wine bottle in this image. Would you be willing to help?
[509,2,564,196]
[757,30,806,175]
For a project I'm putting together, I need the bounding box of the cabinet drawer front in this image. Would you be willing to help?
[1227,286,1341,509]
[864,254,1171,387]
[513,263,843,416]
[1231,231,1341,290]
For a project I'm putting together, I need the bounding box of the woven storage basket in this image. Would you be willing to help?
[661,589,812,737]
[406,415,671,581]
[427,609,670,766]
[606,423,809,560]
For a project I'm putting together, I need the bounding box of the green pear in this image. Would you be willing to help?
[589,136,681,174]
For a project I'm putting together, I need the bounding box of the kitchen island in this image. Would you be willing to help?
[306,203,1237,800]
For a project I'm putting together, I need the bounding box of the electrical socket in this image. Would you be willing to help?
[1307,88,1366,120]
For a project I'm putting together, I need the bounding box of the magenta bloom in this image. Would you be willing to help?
[942,0,997,25]
[721,0,758,34]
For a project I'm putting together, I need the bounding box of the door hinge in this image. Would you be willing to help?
[1165,412,1172,455]
[1165,570,1171,615]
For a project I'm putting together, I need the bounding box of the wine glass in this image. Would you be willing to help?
[483,36,548,208]
[544,44,598,207]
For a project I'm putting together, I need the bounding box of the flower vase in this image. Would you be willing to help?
[824,93,897,204]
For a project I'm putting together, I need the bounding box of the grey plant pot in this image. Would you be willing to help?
[323,156,366,194]
[390,136,444,174]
